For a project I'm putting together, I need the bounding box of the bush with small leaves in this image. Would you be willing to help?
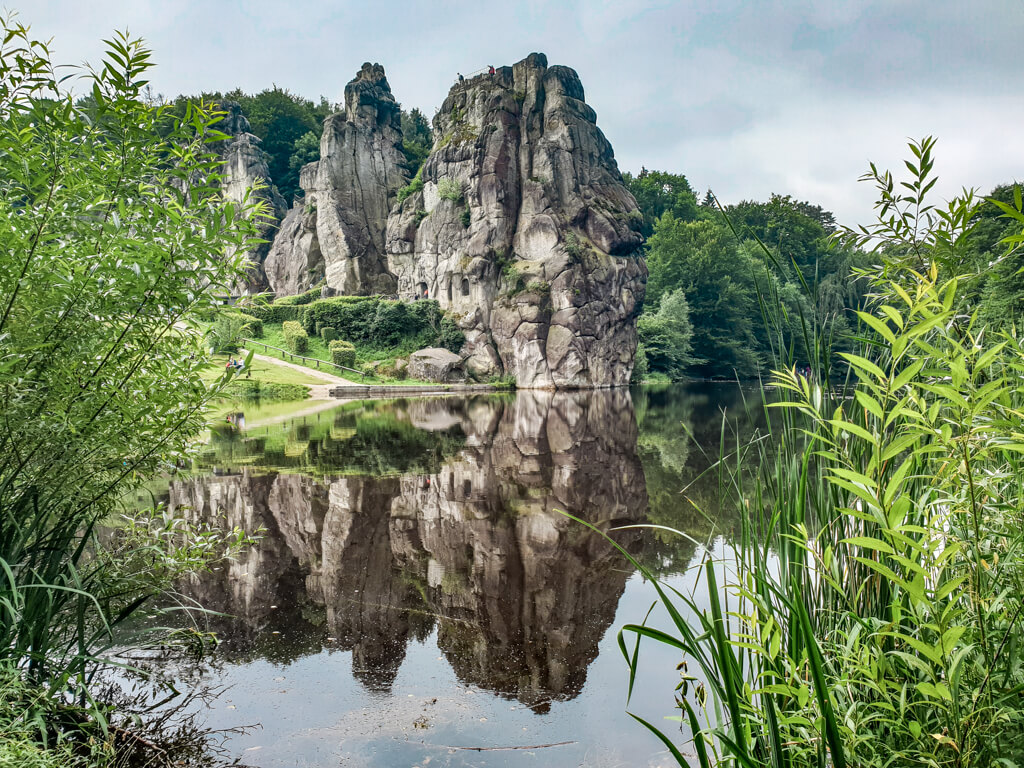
[320,326,338,343]
[282,320,308,354]
[329,339,356,368]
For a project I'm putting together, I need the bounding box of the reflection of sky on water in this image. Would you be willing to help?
[164,384,763,767]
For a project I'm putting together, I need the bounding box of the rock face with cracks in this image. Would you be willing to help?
[215,102,287,294]
[244,54,646,388]
[264,63,408,297]
[386,54,646,388]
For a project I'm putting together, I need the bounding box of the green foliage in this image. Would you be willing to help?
[400,107,432,177]
[320,326,338,343]
[623,168,700,237]
[617,141,1024,768]
[414,209,428,227]
[328,339,356,368]
[646,214,761,376]
[563,231,587,259]
[437,177,463,202]
[636,289,696,379]
[630,343,649,383]
[239,301,302,323]
[210,312,247,353]
[0,19,262,740]
[281,320,309,354]
[288,129,320,177]
[397,165,424,204]
[437,316,466,353]
[221,379,308,402]
[275,284,323,305]
[212,87,330,204]
[460,206,472,228]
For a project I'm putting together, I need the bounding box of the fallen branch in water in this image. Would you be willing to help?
[438,740,575,751]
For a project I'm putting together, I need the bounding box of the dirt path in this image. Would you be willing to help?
[241,349,358,398]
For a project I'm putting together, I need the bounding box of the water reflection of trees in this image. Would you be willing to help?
[633,383,765,575]
[173,392,647,711]
[202,399,469,475]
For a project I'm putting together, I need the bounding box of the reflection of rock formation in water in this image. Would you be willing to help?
[172,391,647,707]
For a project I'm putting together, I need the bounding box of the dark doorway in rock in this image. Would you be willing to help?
[463,479,472,497]
[447,282,453,302]
[461,278,470,296]
[418,281,428,299]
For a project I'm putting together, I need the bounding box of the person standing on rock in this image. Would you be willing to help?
[458,72,464,83]
[488,65,495,75]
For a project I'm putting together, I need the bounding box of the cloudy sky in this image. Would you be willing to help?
[24,0,1024,227]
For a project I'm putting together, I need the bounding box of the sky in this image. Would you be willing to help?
[23,0,1024,228]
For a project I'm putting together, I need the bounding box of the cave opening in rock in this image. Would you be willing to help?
[461,278,470,296]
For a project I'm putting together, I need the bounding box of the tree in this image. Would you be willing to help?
[637,289,697,379]
[288,130,321,179]
[401,107,433,176]
[0,20,260,704]
[645,214,761,376]
[623,169,700,237]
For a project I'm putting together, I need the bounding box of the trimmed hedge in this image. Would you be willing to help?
[241,303,302,324]
[320,326,338,343]
[240,316,263,338]
[329,339,356,368]
[282,321,309,355]
[275,284,323,306]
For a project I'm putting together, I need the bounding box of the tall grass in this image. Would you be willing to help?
[608,140,1024,766]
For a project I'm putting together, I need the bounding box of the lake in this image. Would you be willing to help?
[158,384,763,767]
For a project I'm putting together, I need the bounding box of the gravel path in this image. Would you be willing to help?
[241,349,359,398]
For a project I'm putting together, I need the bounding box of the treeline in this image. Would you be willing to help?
[158,87,433,204]
[626,169,1023,379]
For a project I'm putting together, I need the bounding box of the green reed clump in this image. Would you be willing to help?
[610,139,1024,766]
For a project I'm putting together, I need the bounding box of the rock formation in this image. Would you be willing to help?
[386,54,646,388]
[228,54,646,387]
[264,63,408,296]
[214,102,287,294]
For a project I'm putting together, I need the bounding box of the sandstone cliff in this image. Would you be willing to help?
[214,102,287,294]
[232,54,646,388]
[386,54,646,388]
[264,63,408,296]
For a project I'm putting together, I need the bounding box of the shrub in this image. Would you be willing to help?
[460,206,471,228]
[282,320,309,354]
[437,316,466,352]
[320,326,338,342]
[414,209,428,227]
[210,312,246,353]
[437,177,463,202]
[240,303,302,323]
[369,301,414,347]
[329,339,356,368]
[303,295,381,342]
[275,284,323,306]
[396,165,424,204]
[0,22,261,728]
[240,316,263,338]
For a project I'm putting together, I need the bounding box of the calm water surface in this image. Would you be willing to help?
[162,384,762,767]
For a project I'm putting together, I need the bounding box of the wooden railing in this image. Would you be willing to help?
[241,338,365,380]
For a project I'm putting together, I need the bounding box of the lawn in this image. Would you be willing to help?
[200,354,324,388]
